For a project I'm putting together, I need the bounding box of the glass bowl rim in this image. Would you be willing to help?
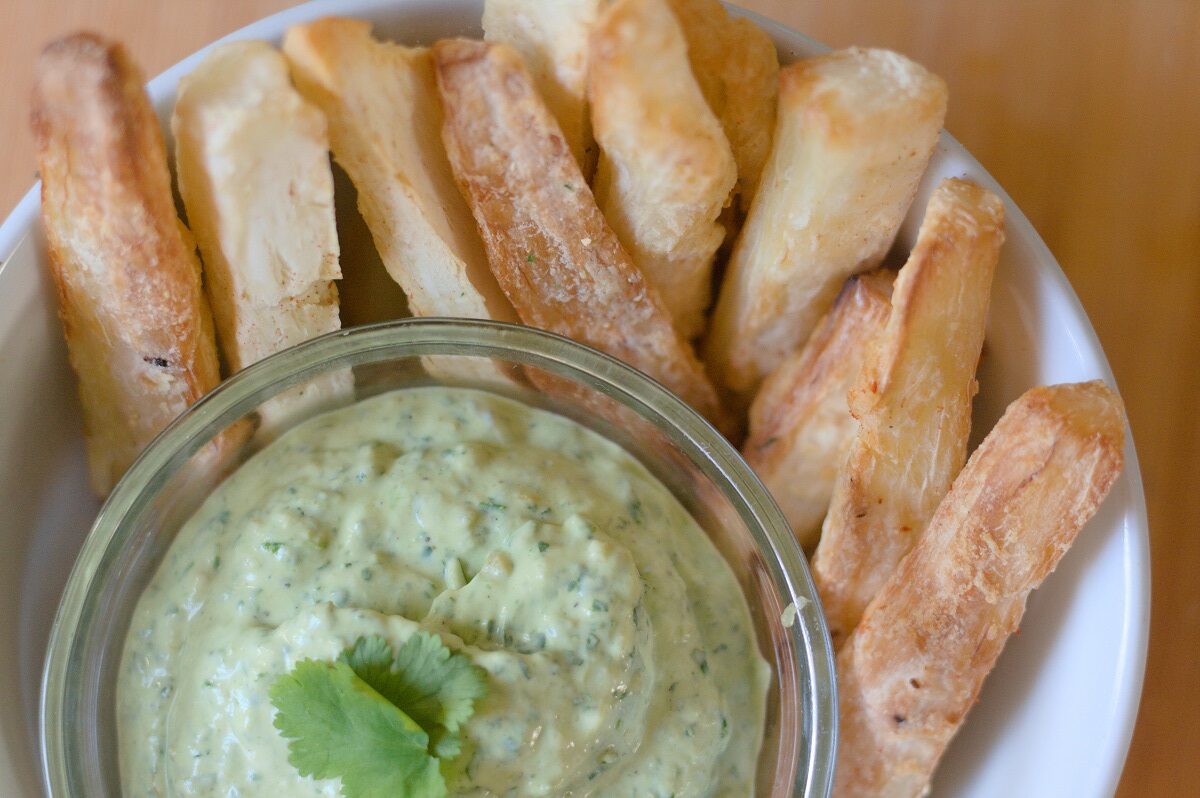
[39,317,838,796]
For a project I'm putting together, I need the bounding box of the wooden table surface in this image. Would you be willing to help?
[2,1,1196,794]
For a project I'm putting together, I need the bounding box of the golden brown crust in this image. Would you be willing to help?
[588,0,736,340]
[744,270,892,548]
[704,47,948,399]
[432,38,732,433]
[282,18,517,325]
[482,0,603,176]
[812,178,1004,647]
[664,0,778,211]
[833,381,1126,797]
[31,32,221,495]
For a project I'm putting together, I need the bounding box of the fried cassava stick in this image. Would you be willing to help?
[283,19,516,325]
[432,38,731,432]
[173,41,348,422]
[482,0,603,176]
[705,48,946,400]
[744,270,892,549]
[32,33,222,495]
[589,0,736,339]
[812,178,1004,647]
[665,0,778,210]
[834,381,1126,797]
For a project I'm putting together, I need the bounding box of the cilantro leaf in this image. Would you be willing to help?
[269,660,444,798]
[337,635,395,687]
[431,729,462,759]
[271,634,487,798]
[342,633,487,733]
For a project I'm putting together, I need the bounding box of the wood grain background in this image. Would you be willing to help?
[1,1,1196,795]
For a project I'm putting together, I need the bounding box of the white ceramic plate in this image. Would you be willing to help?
[0,1,1149,795]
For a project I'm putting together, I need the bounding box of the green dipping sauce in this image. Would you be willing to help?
[117,387,770,796]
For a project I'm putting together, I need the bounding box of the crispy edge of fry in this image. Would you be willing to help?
[811,178,1004,647]
[432,37,732,434]
[282,18,517,325]
[744,270,893,549]
[482,0,602,176]
[704,47,948,399]
[833,381,1126,797]
[665,0,779,210]
[589,0,736,340]
[31,32,222,495]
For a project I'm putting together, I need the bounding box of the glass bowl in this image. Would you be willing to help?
[41,318,837,797]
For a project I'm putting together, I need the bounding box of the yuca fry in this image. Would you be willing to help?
[665,0,778,210]
[812,179,1004,647]
[173,41,347,419]
[705,48,947,399]
[432,38,732,433]
[282,19,516,325]
[482,0,602,175]
[31,33,222,495]
[834,381,1126,797]
[589,0,736,340]
[744,270,892,549]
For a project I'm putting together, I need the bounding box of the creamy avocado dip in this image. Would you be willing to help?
[117,387,770,796]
